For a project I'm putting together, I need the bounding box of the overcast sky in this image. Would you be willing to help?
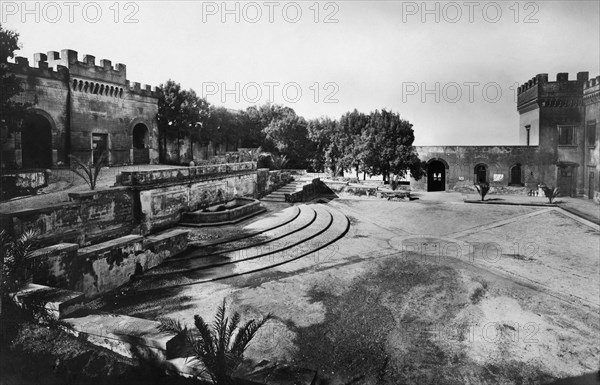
[3,1,599,145]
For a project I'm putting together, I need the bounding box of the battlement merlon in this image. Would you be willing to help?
[125,81,160,99]
[583,75,600,92]
[517,72,589,95]
[583,75,600,105]
[9,56,69,81]
[10,49,159,98]
[517,72,589,111]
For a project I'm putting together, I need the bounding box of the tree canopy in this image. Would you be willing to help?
[0,24,31,142]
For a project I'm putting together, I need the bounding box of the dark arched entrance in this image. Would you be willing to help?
[21,114,52,169]
[509,164,522,186]
[474,164,488,184]
[132,123,149,164]
[427,160,446,191]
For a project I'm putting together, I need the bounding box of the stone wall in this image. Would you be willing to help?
[27,230,188,297]
[256,169,294,198]
[138,172,258,234]
[1,187,136,247]
[3,49,159,169]
[2,163,271,245]
[0,170,48,200]
[414,146,554,193]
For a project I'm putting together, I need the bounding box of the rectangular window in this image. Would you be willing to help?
[587,121,597,147]
[558,126,575,145]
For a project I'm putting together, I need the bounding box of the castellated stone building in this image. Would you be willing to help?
[413,72,600,202]
[2,49,159,169]
[2,50,599,202]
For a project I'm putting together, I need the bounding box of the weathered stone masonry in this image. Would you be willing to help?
[2,49,159,169]
[414,72,600,201]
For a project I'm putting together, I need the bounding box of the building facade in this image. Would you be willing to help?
[413,72,600,202]
[1,49,159,169]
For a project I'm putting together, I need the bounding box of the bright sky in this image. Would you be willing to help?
[3,1,599,145]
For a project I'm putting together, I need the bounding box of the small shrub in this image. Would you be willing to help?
[0,230,37,317]
[475,182,490,201]
[270,154,289,170]
[159,299,271,385]
[69,152,108,190]
[540,184,560,203]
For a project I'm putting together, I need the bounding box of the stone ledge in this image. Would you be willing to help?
[233,360,318,385]
[11,283,85,319]
[29,242,79,259]
[77,234,143,256]
[63,313,184,360]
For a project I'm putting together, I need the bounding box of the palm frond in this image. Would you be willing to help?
[230,314,272,358]
[157,317,186,334]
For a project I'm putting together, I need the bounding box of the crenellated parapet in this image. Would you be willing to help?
[125,80,161,98]
[517,72,589,112]
[8,49,159,99]
[7,55,69,81]
[583,75,600,105]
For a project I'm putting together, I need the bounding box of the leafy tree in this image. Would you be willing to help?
[262,107,314,169]
[203,106,245,154]
[307,117,338,173]
[358,109,424,183]
[159,299,271,385]
[157,80,209,163]
[0,25,32,159]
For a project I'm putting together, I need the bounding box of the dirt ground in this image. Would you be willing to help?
[92,196,599,385]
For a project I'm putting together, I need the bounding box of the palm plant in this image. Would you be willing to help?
[245,146,263,163]
[0,229,37,316]
[270,154,289,170]
[475,182,490,201]
[69,151,108,190]
[540,184,560,203]
[159,299,271,385]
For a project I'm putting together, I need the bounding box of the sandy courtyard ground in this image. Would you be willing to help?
[89,192,600,385]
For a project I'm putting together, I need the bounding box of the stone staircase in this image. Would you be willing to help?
[261,180,307,203]
[11,201,348,384]
[126,203,350,293]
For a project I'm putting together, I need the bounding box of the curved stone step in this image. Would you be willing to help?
[163,205,317,264]
[187,205,301,248]
[135,206,330,279]
[124,205,350,294]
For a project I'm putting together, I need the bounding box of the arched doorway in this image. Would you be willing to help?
[427,160,446,191]
[474,164,488,184]
[132,123,149,164]
[509,164,522,186]
[21,114,52,169]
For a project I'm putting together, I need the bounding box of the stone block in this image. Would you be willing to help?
[11,283,85,319]
[232,360,318,385]
[63,313,185,360]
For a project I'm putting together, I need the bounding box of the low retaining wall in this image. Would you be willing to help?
[181,198,262,224]
[1,169,48,200]
[27,230,188,297]
[286,178,333,203]
[138,172,258,233]
[321,180,410,199]
[117,162,256,186]
[1,187,136,247]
